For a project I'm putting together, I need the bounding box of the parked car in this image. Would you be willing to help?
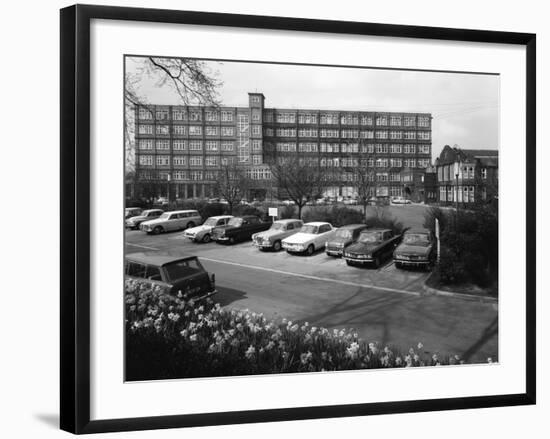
[211,215,271,244]
[125,207,142,219]
[394,228,436,270]
[282,221,338,256]
[343,197,358,205]
[140,210,202,235]
[252,219,304,251]
[343,228,402,268]
[325,223,368,257]
[154,196,169,207]
[280,199,294,206]
[391,196,412,205]
[125,209,164,230]
[125,252,216,300]
[184,215,234,243]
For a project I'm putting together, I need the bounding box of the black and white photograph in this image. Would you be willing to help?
[124,56,499,381]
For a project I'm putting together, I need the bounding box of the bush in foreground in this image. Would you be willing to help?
[125,280,466,381]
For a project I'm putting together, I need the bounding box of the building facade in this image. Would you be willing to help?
[133,92,432,201]
[435,145,498,205]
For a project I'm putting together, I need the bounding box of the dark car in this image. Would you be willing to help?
[343,228,402,268]
[393,228,435,270]
[325,224,368,257]
[211,215,271,244]
[125,209,164,230]
[125,252,217,300]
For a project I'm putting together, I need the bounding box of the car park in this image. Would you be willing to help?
[252,219,304,251]
[140,210,202,235]
[125,209,164,230]
[282,221,337,256]
[393,228,435,270]
[325,223,368,257]
[211,215,271,244]
[343,228,402,268]
[125,207,142,219]
[125,252,216,300]
[184,215,234,243]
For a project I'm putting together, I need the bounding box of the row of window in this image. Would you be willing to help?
[139,155,263,167]
[139,108,238,122]
[138,139,263,152]
[263,112,430,127]
[274,142,430,154]
[273,156,430,168]
[263,128,430,140]
[437,164,490,182]
[439,186,477,203]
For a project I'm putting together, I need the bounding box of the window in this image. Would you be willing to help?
[189,111,201,121]
[341,143,358,153]
[205,111,219,122]
[361,143,374,154]
[417,159,430,168]
[298,128,318,137]
[189,141,202,151]
[418,116,430,127]
[402,173,413,182]
[173,140,186,151]
[298,113,317,124]
[190,171,203,180]
[482,168,487,179]
[341,129,359,139]
[173,125,186,136]
[361,115,373,125]
[389,131,402,140]
[251,96,260,103]
[276,112,296,123]
[404,144,416,154]
[360,130,374,139]
[404,116,416,127]
[221,142,234,151]
[377,172,389,181]
[252,110,261,122]
[404,131,416,140]
[440,186,447,202]
[172,108,186,120]
[139,155,153,166]
[376,144,388,154]
[390,144,402,154]
[205,156,218,167]
[375,115,388,126]
[252,155,262,165]
[390,158,402,167]
[320,129,339,138]
[299,142,318,152]
[173,156,186,166]
[155,140,169,150]
[390,173,401,182]
[221,111,234,122]
[138,139,153,150]
[205,141,219,151]
[375,130,388,139]
[390,187,402,197]
[205,171,217,180]
[156,125,169,135]
[341,114,359,125]
[156,109,169,120]
[418,131,431,140]
[138,125,153,135]
[189,126,202,136]
[189,156,203,166]
[405,159,416,168]
[252,125,262,136]
[276,128,296,137]
[221,127,235,137]
[320,113,339,125]
[390,116,402,126]
[276,142,297,152]
[418,144,430,154]
[205,126,218,136]
[156,155,170,166]
[320,143,339,153]
[376,158,388,168]
[252,140,262,151]
[173,170,187,180]
[138,107,153,120]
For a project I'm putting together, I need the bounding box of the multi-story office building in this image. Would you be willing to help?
[435,145,498,205]
[133,92,432,201]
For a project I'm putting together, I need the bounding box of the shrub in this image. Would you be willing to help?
[423,206,448,235]
[125,280,466,381]
[233,205,267,219]
[303,206,364,227]
[365,207,404,235]
[280,204,297,219]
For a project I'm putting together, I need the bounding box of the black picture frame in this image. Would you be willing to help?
[60,4,536,434]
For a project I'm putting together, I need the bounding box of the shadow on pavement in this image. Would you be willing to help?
[461,315,499,362]
[215,286,248,307]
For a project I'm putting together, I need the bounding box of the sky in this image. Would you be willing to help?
[126,57,499,161]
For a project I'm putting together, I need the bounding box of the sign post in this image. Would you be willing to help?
[435,218,440,264]
[268,207,278,223]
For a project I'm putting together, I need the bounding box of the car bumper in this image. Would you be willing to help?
[326,249,344,256]
[213,236,231,243]
[344,256,373,264]
[184,233,198,240]
[254,242,273,249]
[282,244,307,253]
[395,259,430,266]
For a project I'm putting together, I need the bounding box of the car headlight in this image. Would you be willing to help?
[262,238,271,245]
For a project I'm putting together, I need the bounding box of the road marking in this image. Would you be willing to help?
[200,257,421,297]
[126,242,159,251]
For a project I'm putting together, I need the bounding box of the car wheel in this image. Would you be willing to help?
[395,262,402,269]
[202,234,211,243]
[153,226,163,235]
[229,236,235,245]
[374,255,381,268]
[186,222,195,229]
[345,260,353,266]
[273,240,282,251]
[306,244,314,256]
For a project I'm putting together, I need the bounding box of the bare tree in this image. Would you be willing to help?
[343,150,377,219]
[214,162,251,214]
[269,156,326,219]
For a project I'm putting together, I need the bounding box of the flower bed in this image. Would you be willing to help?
[126,279,465,381]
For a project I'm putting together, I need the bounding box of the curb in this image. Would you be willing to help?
[422,275,498,304]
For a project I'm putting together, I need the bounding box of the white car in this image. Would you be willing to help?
[184,215,233,243]
[391,196,412,205]
[282,221,338,256]
[141,210,202,235]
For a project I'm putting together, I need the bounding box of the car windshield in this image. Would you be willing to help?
[270,223,286,230]
[158,213,170,219]
[228,218,243,227]
[301,225,319,234]
[164,258,203,282]
[403,233,430,245]
[335,229,352,239]
[358,231,383,243]
[203,218,219,226]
